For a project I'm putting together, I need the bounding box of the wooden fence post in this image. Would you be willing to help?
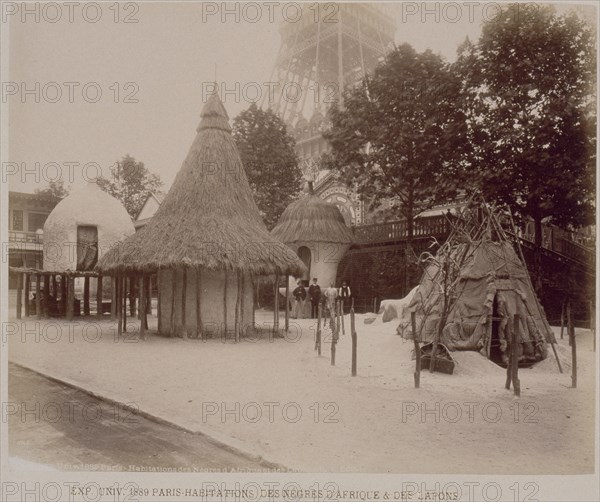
[512,314,521,397]
[330,303,337,366]
[351,299,357,377]
[560,300,565,339]
[316,303,322,356]
[411,311,421,389]
[567,302,572,346]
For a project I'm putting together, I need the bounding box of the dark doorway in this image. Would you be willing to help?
[77,226,98,271]
[297,246,311,282]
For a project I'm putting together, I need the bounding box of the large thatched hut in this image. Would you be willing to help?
[96,93,305,339]
[271,184,353,288]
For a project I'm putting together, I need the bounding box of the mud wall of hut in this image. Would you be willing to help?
[287,241,349,287]
[158,269,254,338]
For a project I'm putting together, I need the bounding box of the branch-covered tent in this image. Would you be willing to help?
[96,92,305,338]
[397,204,557,367]
[271,188,353,286]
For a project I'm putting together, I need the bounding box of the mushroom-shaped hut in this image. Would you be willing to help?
[96,93,305,339]
[271,183,353,289]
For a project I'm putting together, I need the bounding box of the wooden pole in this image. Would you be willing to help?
[351,299,357,377]
[284,275,290,333]
[83,276,90,315]
[147,276,153,314]
[66,276,74,321]
[52,275,57,298]
[129,277,136,317]
[340,299,345,335]
[234,271,242,343]
[96,275,103,317]
[24,273,30,317]
[196,269,202,340]
[273,275,280,335]
[411,311,421,388]
[157,272,162,335]
[170,270,177,336]
[316,303,322,356]
[61,274,67,316]
[589,300,595,353]
[43,274,50,318]
[560,300,565,339]
[139,276,146,340]
[223,271,228,340]
[181,268,187,338]
[512,314,521,397]
[16,273,22,319]
[36,274,42,319]
[110,276,117,320]
[122,276,127,333]
[568,303,577,388]
[117,275,123,337]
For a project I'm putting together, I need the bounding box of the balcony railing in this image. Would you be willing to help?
[9,231,43,245]
[353,215,450,244]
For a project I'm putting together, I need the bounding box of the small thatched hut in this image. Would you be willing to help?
[271,184,353,288]
[96,93,305,338]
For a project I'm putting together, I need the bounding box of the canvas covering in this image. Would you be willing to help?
[398,241,555,363]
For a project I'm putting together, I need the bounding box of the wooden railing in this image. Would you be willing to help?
[353,214,594,270]
[353,215,450,244]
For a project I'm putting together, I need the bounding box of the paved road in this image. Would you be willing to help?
[7,363,272,472]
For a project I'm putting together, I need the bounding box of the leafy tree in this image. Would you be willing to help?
[96,155,163,218]
[456,4,596,291]
[35,180,69,198]
[323,43,469,293]
[232,103,302,230]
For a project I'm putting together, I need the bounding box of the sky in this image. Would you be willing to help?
[3,1,597,194]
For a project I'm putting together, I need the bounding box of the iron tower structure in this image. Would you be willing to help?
[265,3,396,225]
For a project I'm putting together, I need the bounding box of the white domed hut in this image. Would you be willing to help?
[43,181,135,272]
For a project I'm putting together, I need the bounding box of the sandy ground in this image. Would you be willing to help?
[7,308,596,474]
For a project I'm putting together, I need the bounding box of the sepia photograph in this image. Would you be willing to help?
[0,1,598,501]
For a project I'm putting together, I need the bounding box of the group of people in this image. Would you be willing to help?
[291,278,352,319]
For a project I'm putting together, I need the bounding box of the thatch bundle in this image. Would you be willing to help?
[271,194,354,245]
[96,93,305,277]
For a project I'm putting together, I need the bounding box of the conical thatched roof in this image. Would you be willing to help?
[96,93,305,276]
[271,193,354,244]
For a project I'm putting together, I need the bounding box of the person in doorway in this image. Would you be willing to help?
[292,279,307,319]
[308,278,321,319]
[337,281,352,314]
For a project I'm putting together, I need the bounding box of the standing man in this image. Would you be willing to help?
[324,282,338,316]
[338,281,352,314]
[292,279,307,319]
[308,278,321,319]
